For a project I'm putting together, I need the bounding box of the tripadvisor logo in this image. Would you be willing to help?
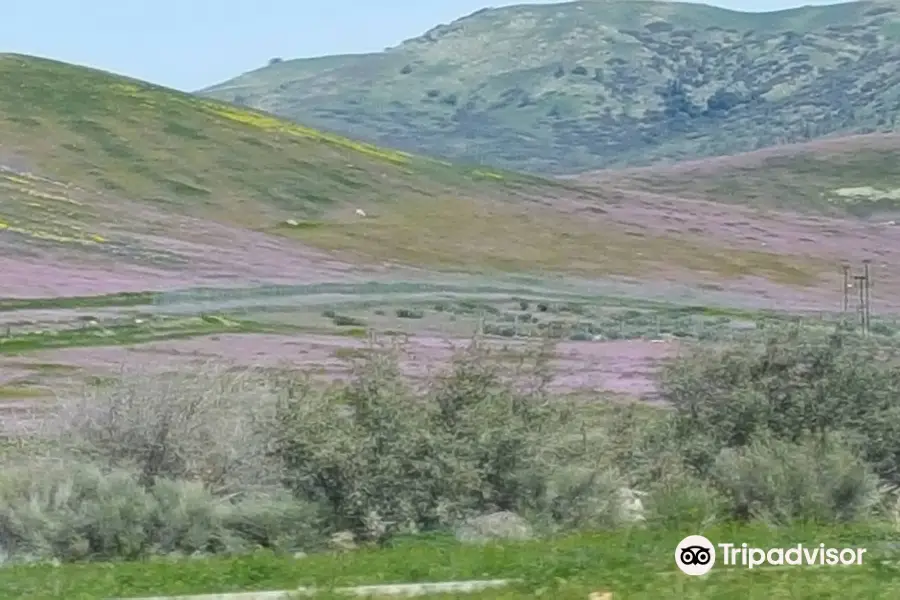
[675,535,716,576]
[675,535,867,575]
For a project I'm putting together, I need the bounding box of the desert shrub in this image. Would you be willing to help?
[533,466,625,532]
[483,323,516,337]
[454,300,500,315]
[395,307,424,319]
[0,460,154,561]
[332,314,366,327]
[0,460,322,563]
[643,462,726,530]
[661,324,900,483]
[711,434,883,524]
[869,320,895,337]
[270,338,628,542]
[561,302,590,315]
[49,364,282,494]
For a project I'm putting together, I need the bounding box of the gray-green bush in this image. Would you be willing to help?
[661,325,900,485]
[51,364,280,493]
[0,461,322,562]
[269,339,611,542]
[711,434,883,524]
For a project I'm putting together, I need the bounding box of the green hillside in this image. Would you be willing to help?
[0,54,547,229]
[200,0,900,173]
[0,53,561,269]
[0,53,826,289]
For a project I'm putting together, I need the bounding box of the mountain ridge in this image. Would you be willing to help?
[200,0,900,173]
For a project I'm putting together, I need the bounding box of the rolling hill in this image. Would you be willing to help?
[3,53,900,311]
[0,53,562,295]
[578,131,900,217]
[200,0,900,174]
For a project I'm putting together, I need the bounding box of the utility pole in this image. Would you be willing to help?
[841,264,850,313]
[862,259,872,333]
[853,275,867,335]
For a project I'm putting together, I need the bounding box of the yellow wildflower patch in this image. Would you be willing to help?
[110,83,141,95]
[197,101,411,165]
[471,169,504,180]
[1,174,32,186]
[0,214,104,245]
[26,189,70,202]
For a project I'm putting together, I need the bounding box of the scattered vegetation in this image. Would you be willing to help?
[0,314,276,353]
[0,291,157,312]
[394,307,425,319]
[3,324,900,600]
[330,314,367,327]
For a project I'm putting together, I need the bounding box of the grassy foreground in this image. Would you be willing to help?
[1,524,896,600]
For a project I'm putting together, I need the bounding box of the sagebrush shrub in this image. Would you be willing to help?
[661,325,900,483]
[711,433,883,524]
[270,337,624,541]
[50,363,282,493]
[0,459,322,563]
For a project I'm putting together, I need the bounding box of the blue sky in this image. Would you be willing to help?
[2,0,849,91]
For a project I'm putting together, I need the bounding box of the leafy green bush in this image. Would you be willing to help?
[657,322,900,534]
[269,339,630,542]
[661,325,900,483]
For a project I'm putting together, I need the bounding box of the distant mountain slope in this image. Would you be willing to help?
[577,131,900,217]
[200,0,900,173]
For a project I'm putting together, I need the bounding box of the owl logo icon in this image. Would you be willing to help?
[675,535,716,576]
